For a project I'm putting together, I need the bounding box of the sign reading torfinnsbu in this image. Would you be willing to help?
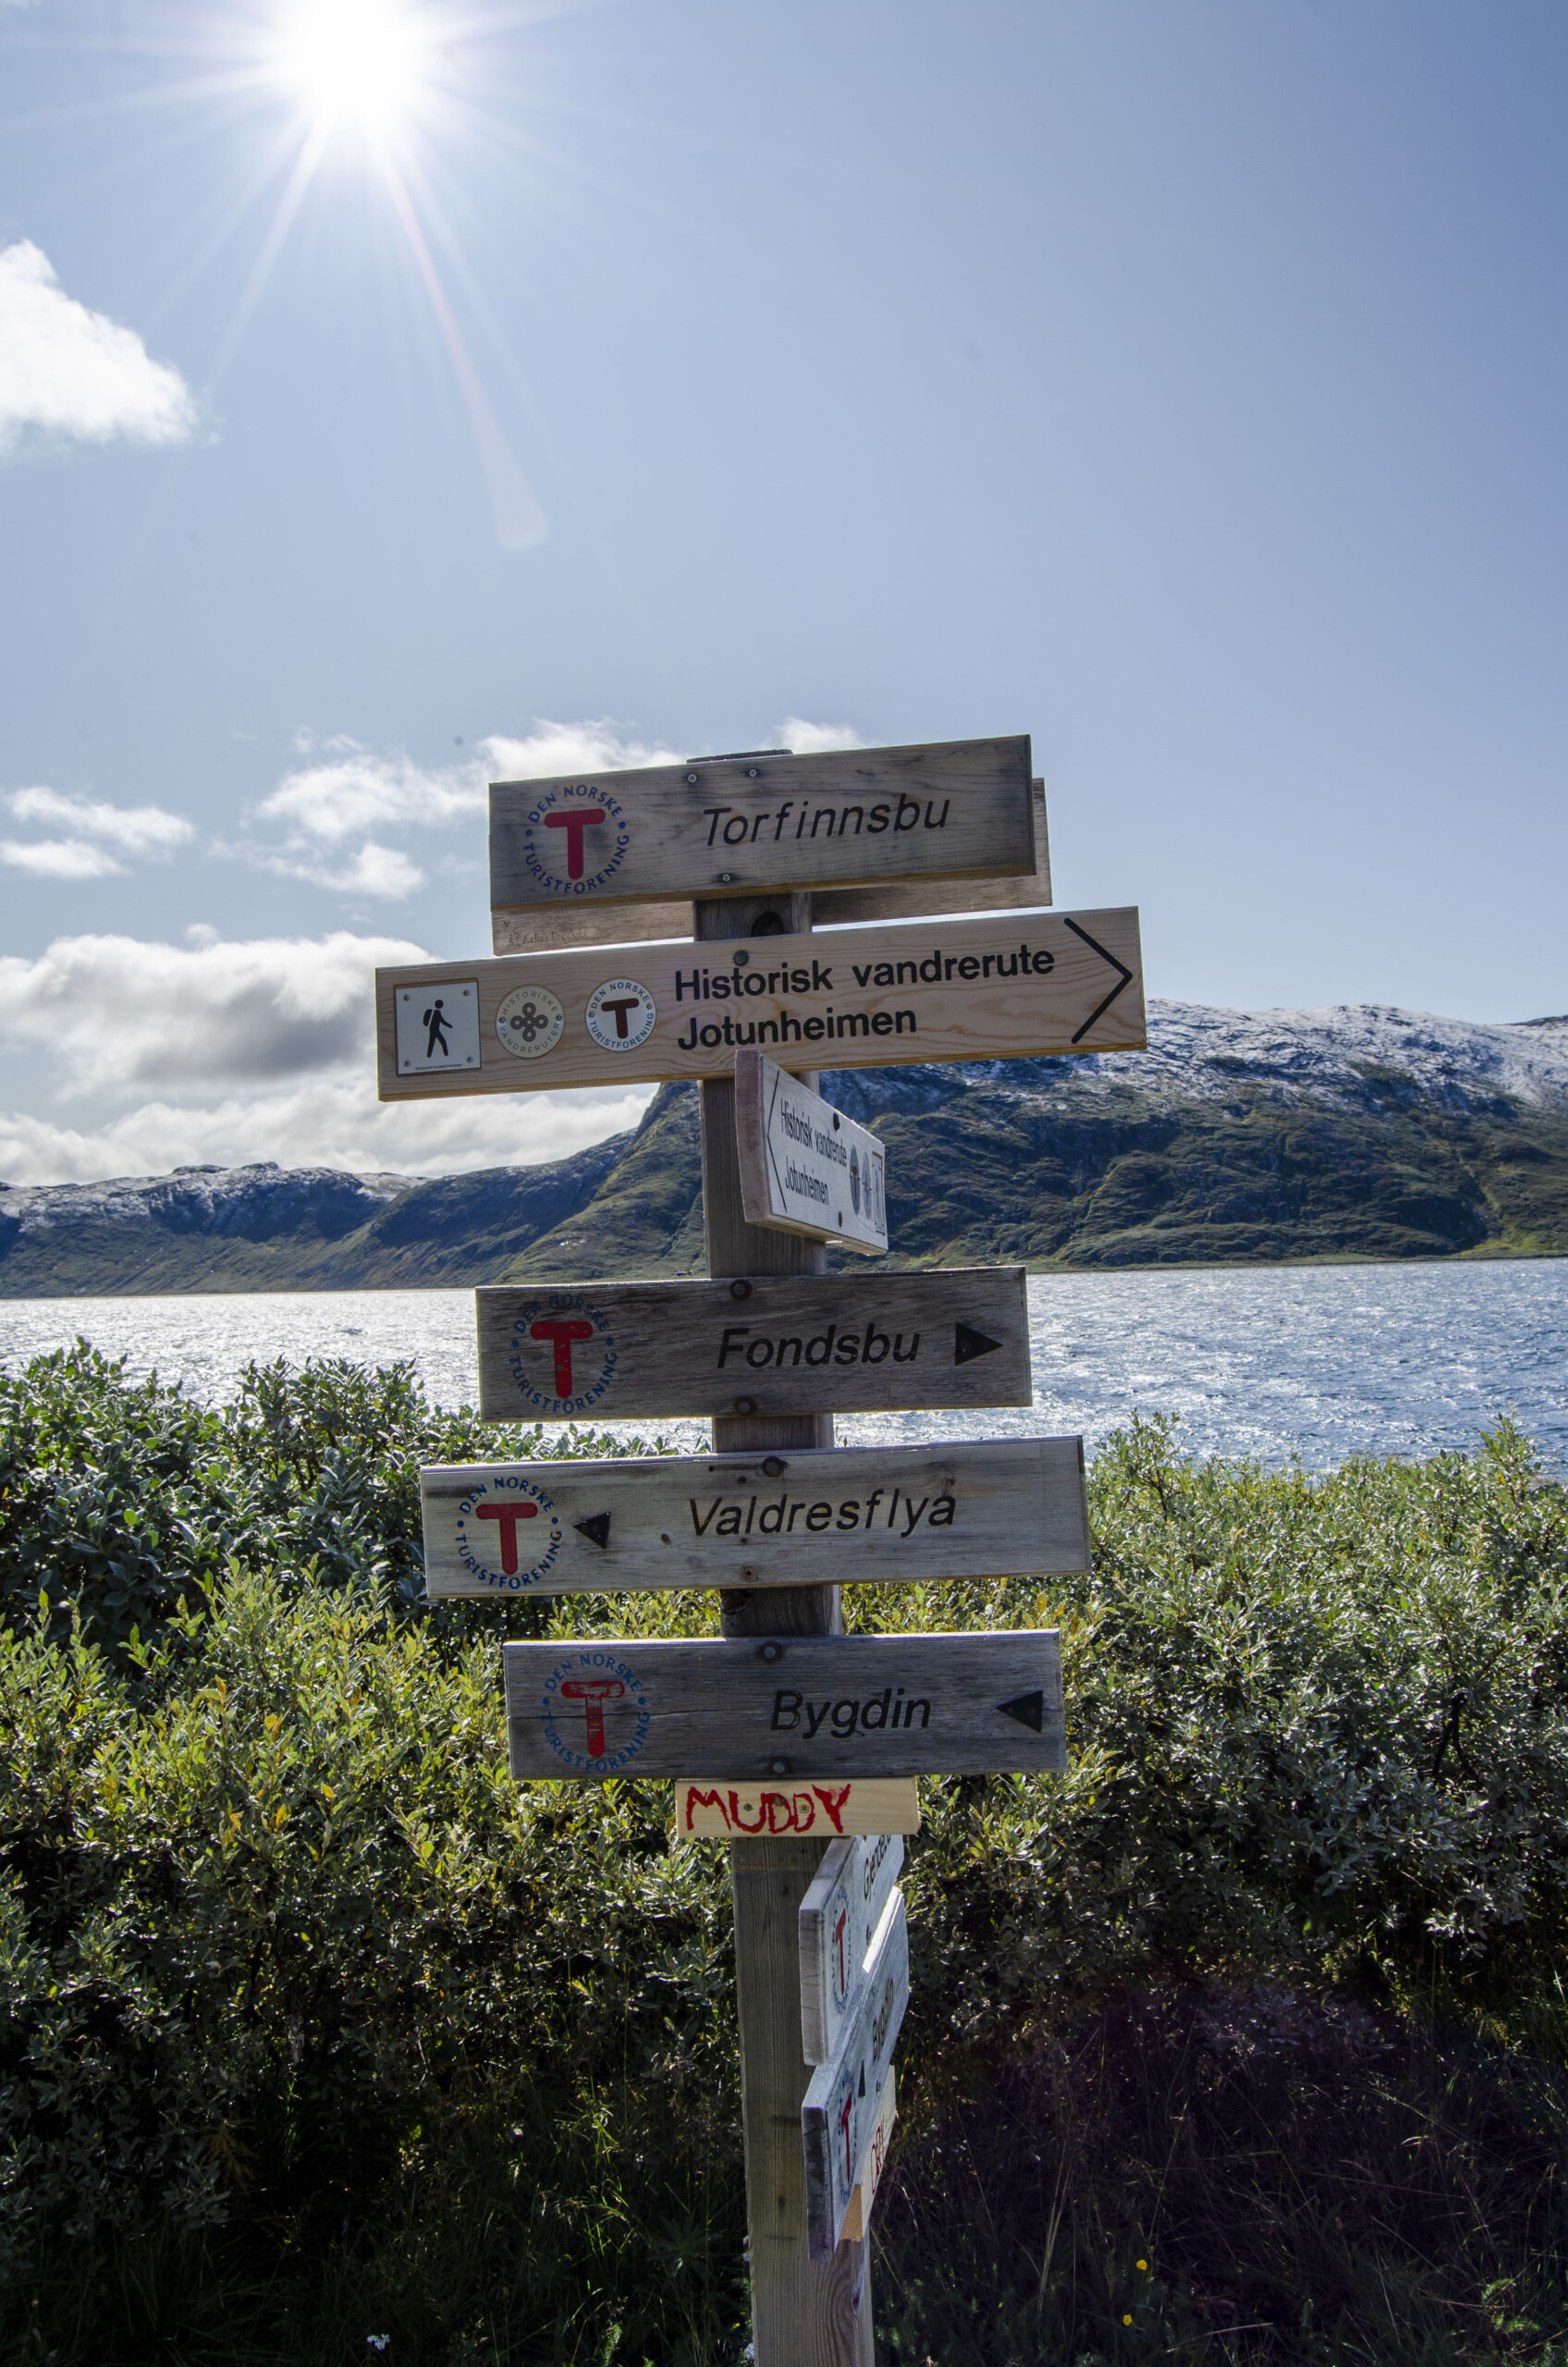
[488,735,1035,913]
[501,1630,1067,1782]
[473,1268,1031,1422]
[374,908,1144,1101]
[734,1049,888,1256]
[420,1436,1090,1598]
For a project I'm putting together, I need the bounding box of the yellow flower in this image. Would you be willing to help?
[1136,2259,1148,2272]
[1123,2314,1133,2325]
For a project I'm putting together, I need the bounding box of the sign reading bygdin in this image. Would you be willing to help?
[734,1049,887,1256]
[489,735,1035,914]
[500,1630,1066,1782]
[802,1890,909,2259]
[375,907,1145,1100]
[474,1269,1031,1423]
[421,1437,1088,1597]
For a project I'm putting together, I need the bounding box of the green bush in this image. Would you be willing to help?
[2,1345,1567,2362]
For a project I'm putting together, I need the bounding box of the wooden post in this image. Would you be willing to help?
[695,887,876,2367]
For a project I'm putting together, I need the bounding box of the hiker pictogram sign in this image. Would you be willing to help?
[375,906,1145,1099]
[473,1269,1032,1422]
[420,1435,1090,1597]
[501,1630,1067,1782]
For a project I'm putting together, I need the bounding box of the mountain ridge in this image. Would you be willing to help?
[4,1000,1565,1295]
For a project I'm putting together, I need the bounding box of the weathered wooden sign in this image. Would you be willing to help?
[492,782,1053,954]
[489,736,1035,916]
[802,1890,909,2259]
[800,1832,905,2065]
[421,1435,1088,1597]
[501,1630,1066,1781]
[839,2067,896,2245]
[474,1268,1032,1422]
[672,1777,921,1840]
[375,906,1145,1100]
[734,1050,888,1256]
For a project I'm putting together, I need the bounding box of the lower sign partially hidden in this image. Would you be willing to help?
[502,1631,1066,1781]
[800,1832,905,2064]
[673,1778,919,1841]
[802,1890,909,2259]
[734,1049,888,1256]
[421,1437,1090,1598]
[840,2067,897,2245]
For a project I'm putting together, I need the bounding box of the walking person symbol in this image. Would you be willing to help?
[423,999,451,1058]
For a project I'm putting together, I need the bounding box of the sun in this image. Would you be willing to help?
[273,0,434,141]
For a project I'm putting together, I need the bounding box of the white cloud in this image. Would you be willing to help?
[0,1077,654,1188]
[256,838,426,899]
[0,241,197,459]
[0,786,195,878]
[0,929,423,1096]
[777,717,867,754]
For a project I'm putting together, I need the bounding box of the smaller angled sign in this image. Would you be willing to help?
[802,1889,909,2259]
[799,1832,905,2066]
[734,1049,888,1256]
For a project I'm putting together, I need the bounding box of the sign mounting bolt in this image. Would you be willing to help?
[769,1758,790,1776]
[761,1456,785,1477]
[734,1395,757,1416]
[760,1641,783,1662]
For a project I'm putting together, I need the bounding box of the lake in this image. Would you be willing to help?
[3,1258,1563,1471]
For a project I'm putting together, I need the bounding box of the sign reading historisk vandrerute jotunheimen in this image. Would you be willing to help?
[376,907,1145,1100]
[734,1049,888,1256]
[420,1436,1089,1598]
[500,1630,1067,1783]
[488,735,1035,914]
[472,1268,1031,1423]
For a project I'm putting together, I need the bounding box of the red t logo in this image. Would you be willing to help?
[839,2088,855,2186]
[543,807,606,879]
[596,997,641,1039]
[474,1499,538,1573]
[559,1675,624,1757]
[529,1317,595,1397]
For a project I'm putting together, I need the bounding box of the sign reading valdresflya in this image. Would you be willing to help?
[474,1269,1031,1422]
[733,1049,888,1256]
[420,1436,1089,1597]
[500,1630,1067,1782]
[488,736,1035,914]
[375,908,1145,1099]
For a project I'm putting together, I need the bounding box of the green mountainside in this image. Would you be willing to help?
[4,1000,1565,1295]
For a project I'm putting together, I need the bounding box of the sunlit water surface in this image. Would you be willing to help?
[4,1261,1564,1472]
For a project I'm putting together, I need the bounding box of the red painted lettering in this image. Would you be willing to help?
[543,806,606,879]
[559,1675,624,1756]
[811,1783,853,1834]
[529,1317,595,1397]
[474,1498,539,1573]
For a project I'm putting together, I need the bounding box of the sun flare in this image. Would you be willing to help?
[274,0,433,139]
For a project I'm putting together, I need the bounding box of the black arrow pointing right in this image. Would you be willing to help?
[1063,916,1134,1045]
[954,1322,1003,1367]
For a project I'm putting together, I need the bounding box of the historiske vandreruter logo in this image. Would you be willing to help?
[516,783,631,897]
[452,1474,565,1590]
[539,1647,652,1772]
[506,1291,619,1416]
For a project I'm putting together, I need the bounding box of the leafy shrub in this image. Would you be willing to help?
[2,1347,1567,2361]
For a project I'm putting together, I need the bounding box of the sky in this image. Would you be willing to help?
[1,0,1564,1187]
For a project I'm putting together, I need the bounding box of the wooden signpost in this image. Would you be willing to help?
[383,724,1148,2366]
[672,1779,921,1842]
[802,1890,910,2259]
[799,1833,906,2064]
[734,1049,888,1254]
[491,781,1054,954]
[500,1630,1067,1782]
[421,1435,1090,1597]
[473,1268,1033,1421]
[489,735,1036,914]
[375,905,1145,1100]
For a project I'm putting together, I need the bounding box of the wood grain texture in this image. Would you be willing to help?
[501,1630,1067,1780]
[802,1892,909,2259]
[420,1436,1090,1598]
[839,2068,897,2245]
[735,1050,888,1256]
[672,1779,920,1842]
[799,1834,905,2065]
[474,1267,1032,1423]
[488,782,1051,953]
[489,736,1033,913]
[377,906,1145,1100]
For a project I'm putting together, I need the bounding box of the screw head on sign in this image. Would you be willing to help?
[730,1279,752,1300]
[747,767,760,778]
[760,1640,782,1662]
[770,1758,790,1776]
[685,771,699,784]
[734,1396,757,1416]
[717,872,736,882]
[741,1565,757,1582]
[732,949,749,967]
[762,1455,785,1477]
